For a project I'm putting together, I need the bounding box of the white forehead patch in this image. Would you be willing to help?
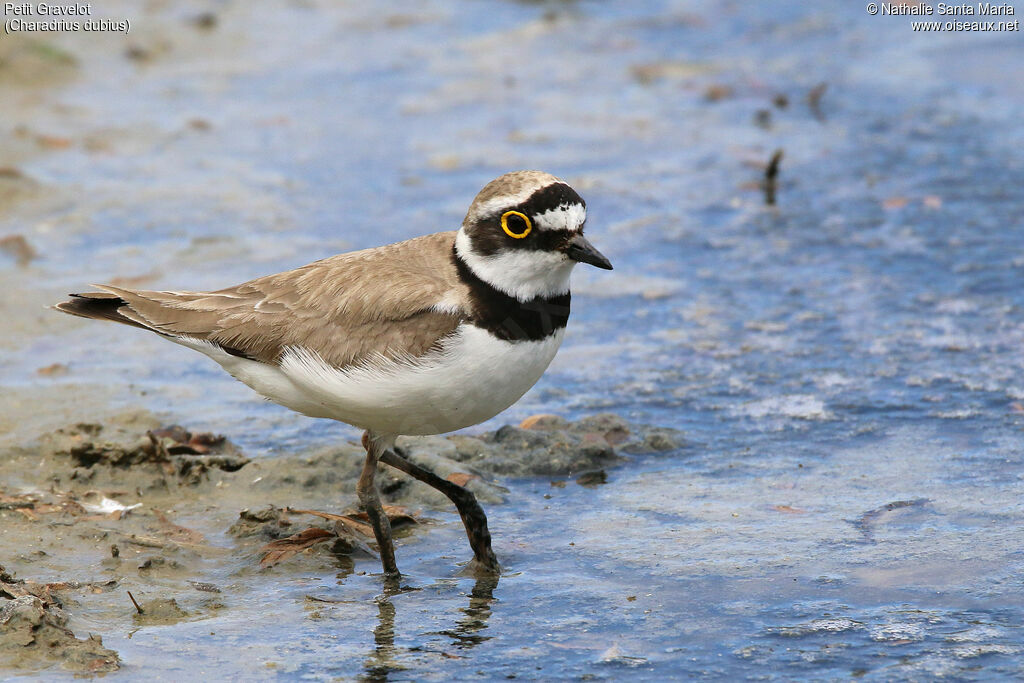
[468,187,545,224]
[533,202,586,232]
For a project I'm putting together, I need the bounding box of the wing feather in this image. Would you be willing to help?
[56,231,470,368]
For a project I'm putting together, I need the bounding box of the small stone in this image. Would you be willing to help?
[134,598,189,624]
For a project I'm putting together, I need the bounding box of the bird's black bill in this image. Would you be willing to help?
[565,234,613,270]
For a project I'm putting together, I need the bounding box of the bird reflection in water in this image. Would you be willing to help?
[360,574,499,681]
[435,573,499,648]
[362,597,399,682]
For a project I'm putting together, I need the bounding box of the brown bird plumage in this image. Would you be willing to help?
[54,170,613,580]
[56,231,470,368]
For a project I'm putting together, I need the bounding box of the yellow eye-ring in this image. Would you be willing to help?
[500,210,532,239]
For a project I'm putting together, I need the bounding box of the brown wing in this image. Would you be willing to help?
[56,231,470,368]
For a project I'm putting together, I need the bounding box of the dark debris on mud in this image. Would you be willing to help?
[41,419,249,488]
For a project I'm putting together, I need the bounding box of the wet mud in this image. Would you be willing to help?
[0,590,119,674]
[2,0,1023,679]
[0,412,679,673]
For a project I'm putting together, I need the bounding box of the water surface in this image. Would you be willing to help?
[2,0,1023,679]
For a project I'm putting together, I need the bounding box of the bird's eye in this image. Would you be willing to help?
[500,210,532,239]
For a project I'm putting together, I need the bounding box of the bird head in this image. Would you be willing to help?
[455,171,612,301]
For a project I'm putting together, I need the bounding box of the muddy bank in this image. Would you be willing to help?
[5,408,682,511]
[0,566,119,674]
[0,410,682,671]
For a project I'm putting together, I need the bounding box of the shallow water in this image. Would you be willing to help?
[2,0,1024,679]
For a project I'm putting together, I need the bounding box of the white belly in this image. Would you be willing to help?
[182,325,564,436]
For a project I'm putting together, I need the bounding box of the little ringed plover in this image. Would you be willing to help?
[55,170,612,577]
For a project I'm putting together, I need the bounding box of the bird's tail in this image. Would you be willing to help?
[53,291,150,330]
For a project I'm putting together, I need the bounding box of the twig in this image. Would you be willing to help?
[763,149,784,206]
[127,590,143,614]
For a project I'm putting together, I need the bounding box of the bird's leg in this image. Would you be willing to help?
[359,431,399,578]
[379,448,500,573]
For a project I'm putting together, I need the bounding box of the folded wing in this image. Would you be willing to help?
[55,231,468,369]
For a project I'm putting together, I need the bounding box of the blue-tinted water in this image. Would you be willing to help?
[2,0,1023,679]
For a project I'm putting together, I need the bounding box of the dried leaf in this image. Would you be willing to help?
[149,425,227,455]
[519,414,562,430]
[346,505,419,529]
[0,491,35,508]
[288,506,418,534]
[285,508,342,522]
[446,472,478,487]
[42,581,81,592]
[188,431,225,451]
[150,425,190,442]
[773,505,806,514]
[288,508,373,536]
[882,196,909,210]
[259,527,335,567]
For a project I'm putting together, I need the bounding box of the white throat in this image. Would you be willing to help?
[455,229,575,301]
